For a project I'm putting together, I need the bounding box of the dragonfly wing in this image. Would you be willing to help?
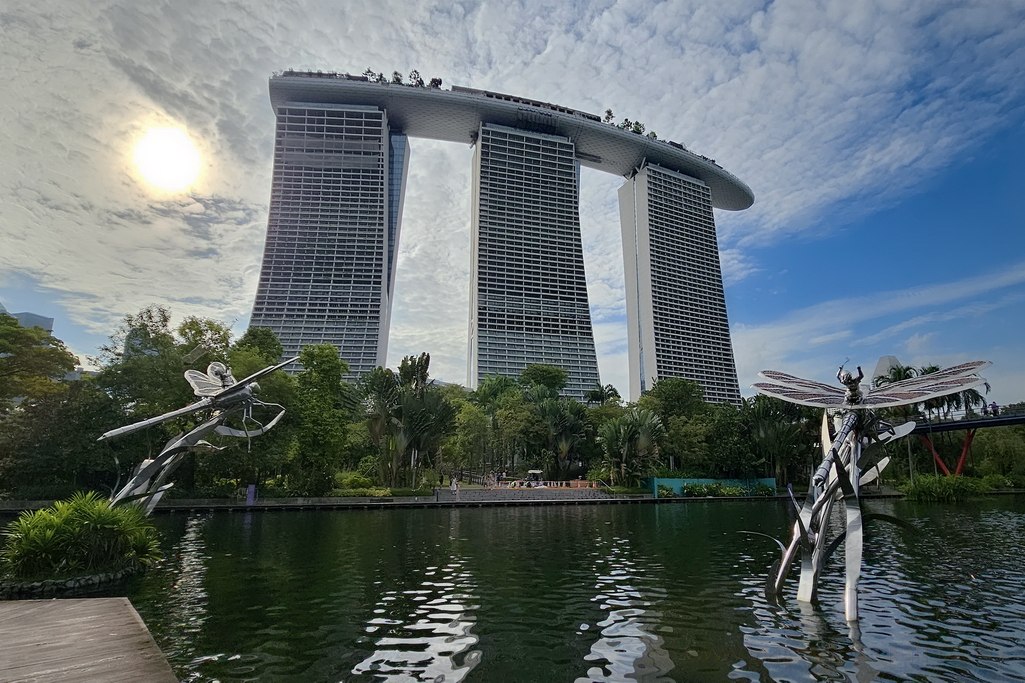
[184,370,223,397]
[876,361,990,393]
[863,374,989,408]
[758,370,842,395]
[752,382,847,408]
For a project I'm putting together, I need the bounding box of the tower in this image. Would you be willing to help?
[249,98,408,374]
[619,163,741,404]
[468,124,600,400]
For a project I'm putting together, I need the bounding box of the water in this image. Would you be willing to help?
[110,497,1025,681]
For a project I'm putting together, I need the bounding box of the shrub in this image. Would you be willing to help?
[604,486,650,495]
[981,473,1011,490]
[388,488,432,497]
[656,484,677,498]
[901,475,986,502]
[334,471,374,489]
[327,488,391,498]
[356,456,378,477]
[1,491,161,581]
[1009,474,1025,489]
[587,467,609,482]
[749,483,776,497]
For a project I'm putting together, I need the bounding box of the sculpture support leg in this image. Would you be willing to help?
[843,441,863,621]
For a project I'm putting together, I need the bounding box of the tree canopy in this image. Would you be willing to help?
[0,313,78,409]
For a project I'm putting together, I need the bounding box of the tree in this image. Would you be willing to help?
[408,69,425,87]
[597,408,665,486]
[94,307,191,424]
[603,109,614,124]
[233,327,284,363]
[646,131,658,140]
[637,376,705,423]
[519,364,568,392]
[631,121,646,134]
[473,375,519,407]
[0,313,77,409]
[359,366,399,484]
[744,395,813,486]
[391,71,403,84]
[398,352,431,398]
[176,317,231,362]
[289,344,352,494]
[428,77,443,88]
[584,383,620,406]
[0,380,133,498]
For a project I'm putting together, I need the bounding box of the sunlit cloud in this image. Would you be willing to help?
[0,0,1023,400]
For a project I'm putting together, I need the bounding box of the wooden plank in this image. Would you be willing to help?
[0,597,177,682]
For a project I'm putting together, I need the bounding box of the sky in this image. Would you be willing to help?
[1,0,1023,405]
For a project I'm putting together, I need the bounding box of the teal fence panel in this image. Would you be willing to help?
[649,477,777,498]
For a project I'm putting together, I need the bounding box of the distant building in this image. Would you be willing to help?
[0,301,54,333]
[249,72,754,401]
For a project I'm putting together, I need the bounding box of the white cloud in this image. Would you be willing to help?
[1,0,1023,401]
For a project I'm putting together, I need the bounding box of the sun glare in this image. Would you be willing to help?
[133,127,201,192]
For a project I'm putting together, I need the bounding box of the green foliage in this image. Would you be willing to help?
[387,487,432,497]
[603,486,650,495]
[682,483,747,497]
[328,487,391,497]
[232,327,284,363]
[289,344,353,495]
[1,492,161,581]
[584,383,621,406]
[0,312,78,409]
[335,471,374,489]
[981,473,1011,490]
[0,380,132,498]
[176,317,231,361]
[597,408,665,487]
[519,364,569,392]
[637,377,705,422]
[901,475,986,502]
[656,484,676,498]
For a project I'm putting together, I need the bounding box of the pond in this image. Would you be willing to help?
[111,497,1025,681]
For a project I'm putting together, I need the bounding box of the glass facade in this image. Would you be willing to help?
[468,124,601,400]
[620,163,741,404]
[249,104,407,375]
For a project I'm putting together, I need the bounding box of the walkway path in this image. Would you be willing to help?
[0,598,176,682]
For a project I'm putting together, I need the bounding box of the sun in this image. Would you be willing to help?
[133,127,201,192]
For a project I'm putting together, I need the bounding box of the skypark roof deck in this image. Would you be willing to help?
[270,70,754,211]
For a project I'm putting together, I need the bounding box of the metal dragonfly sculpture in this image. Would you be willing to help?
[99,357,297,514]
[751,359,990,621]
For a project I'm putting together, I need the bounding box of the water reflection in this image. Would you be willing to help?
[579,535,675,682]
[739,501,1025,682]
[352,512,481,681]
[146,514,211,673]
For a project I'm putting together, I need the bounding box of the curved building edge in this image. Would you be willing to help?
[269,71,754,211]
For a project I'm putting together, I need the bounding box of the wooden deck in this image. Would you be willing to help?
[0,598,176,682]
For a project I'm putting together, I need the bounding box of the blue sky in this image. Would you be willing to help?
[1,0,1023,404]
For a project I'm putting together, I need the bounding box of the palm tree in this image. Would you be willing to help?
[597,408,665,487]
[584,383,621,406]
